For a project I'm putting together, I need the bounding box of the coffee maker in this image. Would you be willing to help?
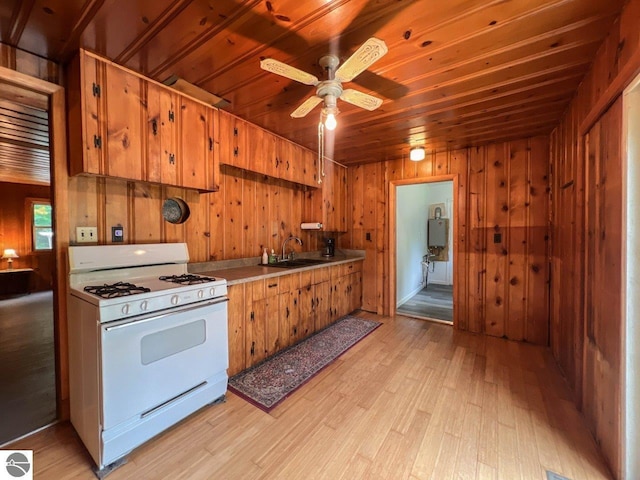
[322,237,335,257]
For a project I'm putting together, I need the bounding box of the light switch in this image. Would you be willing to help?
[77,227,97,243]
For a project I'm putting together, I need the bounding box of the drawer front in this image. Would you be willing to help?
[265,278,281,297]
[313,267,330,284]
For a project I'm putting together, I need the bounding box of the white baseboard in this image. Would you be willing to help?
[397,284,425,308]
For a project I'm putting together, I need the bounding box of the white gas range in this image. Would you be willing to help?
[67,243,228,475]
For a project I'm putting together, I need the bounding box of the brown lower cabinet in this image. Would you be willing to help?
[226,260,363,376]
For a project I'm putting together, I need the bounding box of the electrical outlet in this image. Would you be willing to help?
[77,227,98,243]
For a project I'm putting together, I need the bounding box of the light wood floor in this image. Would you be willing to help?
[8,312,611,480]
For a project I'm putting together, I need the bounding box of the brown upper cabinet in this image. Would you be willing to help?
[67,49,219,192]
[218,109,317,188]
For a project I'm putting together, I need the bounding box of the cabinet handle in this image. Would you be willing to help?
[286,306,290,318]
[92,83,101,97]
[152,119,158,136]
[250,342,255,356]
[169,153,175,165]
[268,283,278,289]
[250,311,254,322]
[168,110,175,122]
[286,160,290,170]
[209,137,213,151]
[234,147,239,157]
[93,135,102,148]
[275,157,279,168]
[233,127,238,137]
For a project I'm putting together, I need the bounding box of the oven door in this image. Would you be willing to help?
[100,298,228,430]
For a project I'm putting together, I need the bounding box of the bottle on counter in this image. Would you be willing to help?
[262,248,269,265]
[268,249,277,264]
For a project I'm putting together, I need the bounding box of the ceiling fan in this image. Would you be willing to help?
[260,37,389,130]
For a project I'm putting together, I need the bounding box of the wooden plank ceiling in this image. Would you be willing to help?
[0,91,50,186]
[0,0,626,165]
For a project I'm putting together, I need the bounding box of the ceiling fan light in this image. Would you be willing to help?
[410,147,425,161]
[325,112,337,131]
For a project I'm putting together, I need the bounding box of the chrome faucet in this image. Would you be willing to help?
[281,235,303,261]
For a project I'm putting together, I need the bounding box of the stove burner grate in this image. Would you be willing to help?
[84,282,151,298]
[159,274,216,285]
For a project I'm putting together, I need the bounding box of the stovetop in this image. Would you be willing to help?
[84,282,152,298]
[83,274,219,299]
[159,274,218,285]
[68,243,228,322]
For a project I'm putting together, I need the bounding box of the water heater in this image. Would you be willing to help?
[428,219,447,247]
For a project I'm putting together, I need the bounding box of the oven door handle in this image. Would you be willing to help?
[103,297,229,332]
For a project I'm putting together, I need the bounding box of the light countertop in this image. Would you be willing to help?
[189,250,365,286]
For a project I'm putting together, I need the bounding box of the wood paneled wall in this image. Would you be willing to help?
[67,165,325,261]
[0,182,54,291]
[0,42,60,84]
[549,0,640,477]
[341,137,550,345]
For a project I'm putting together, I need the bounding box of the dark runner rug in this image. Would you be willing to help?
[228,315,381,412]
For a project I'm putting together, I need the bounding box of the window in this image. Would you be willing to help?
[31,200,53,251]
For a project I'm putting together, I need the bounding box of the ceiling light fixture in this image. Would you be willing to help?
[322,93,339,131]
[324,111,337,131]
[410,147,426,161]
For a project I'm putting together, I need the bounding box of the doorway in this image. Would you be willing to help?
[623,72,640,479]
[395,181,454,322]
[388,175,457,324]
[0,89,56,444]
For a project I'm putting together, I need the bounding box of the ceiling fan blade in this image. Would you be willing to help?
[260,58,319,86]
[340,89,383,111]
[291,96,323,118]
[334,37,388,83]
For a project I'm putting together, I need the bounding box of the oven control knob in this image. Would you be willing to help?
[197,290,204,299]
[121,304,130,315]
[171,295,180,305]
[209,287,216,297]
[140,300,148,311]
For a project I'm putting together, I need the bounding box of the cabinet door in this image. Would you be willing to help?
[103,62,144,181]
[322,160,347,232]
[264,278,281,357]
[146,82,177,185]
[208,108,220,191]
[301,147,318,187]
[218,109,235,167]
[263,131,280,178]
[245,280,266,367]
[349,270,363,313]
[279,287,293,351]
[329,272,344,324]
[227,284,245,376]
[179,96,214,191]
[244,122,265,174]
[277,137,294,183]
[314,280,331,331]
[77,51,102,175]
[298,281,315,339]
[220,116,247,169]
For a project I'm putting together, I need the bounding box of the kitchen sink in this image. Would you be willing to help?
[264,258,329,269]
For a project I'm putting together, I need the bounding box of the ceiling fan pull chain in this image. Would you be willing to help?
[317,120,324,184]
